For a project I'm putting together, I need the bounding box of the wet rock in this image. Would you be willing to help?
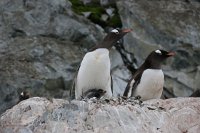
[1,97,200,133]
[117,0,200,96]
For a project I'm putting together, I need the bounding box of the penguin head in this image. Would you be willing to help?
[146,49,175,69]
[154,49,175,58]
[19,91,30,101]
[91,28,132,51]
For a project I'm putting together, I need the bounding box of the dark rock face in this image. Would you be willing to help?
[117,0,200,96]
[0,0,104,45]
[1,97,200,133]
[0,0,105,114]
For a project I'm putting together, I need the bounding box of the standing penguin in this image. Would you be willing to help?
[74,28,132,100]
[123,49,175,101]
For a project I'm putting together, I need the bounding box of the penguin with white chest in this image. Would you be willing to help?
[74,28,132,100]
[123,49,175,101]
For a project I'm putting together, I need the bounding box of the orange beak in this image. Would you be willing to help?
[122,29,132,33]
[167,51,176,56]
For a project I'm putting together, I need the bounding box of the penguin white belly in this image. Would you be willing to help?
[76,48,112,99]
[133,69,164,101]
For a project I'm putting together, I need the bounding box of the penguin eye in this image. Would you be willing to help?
[111,29,119,34]
[155,50,162,55]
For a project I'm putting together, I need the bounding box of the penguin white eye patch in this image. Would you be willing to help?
[155,50,162,54]
[111,29,119,34]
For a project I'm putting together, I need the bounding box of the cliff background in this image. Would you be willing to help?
[0,0,200,115]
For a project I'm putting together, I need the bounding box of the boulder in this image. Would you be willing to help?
[117,0,200,97]
[1,97,200,133]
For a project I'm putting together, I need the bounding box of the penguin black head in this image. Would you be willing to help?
[145,49,175,69]
[90,28,132,51]
[19,91,30,102]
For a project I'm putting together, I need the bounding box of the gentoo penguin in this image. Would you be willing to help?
[74,28,132,100]
[123,49,175,101]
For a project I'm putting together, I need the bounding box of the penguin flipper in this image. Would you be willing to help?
[70,65,80,100]
[123,68,143,98]
[123,77,134,97]
[111,75,113,94]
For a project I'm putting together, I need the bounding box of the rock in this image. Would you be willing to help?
[112,67,130,97]
[81,0,92,5]
[82,12,92,18]
[110,49,131,97]
[0,0,127,115]
[0,0,105,44]
[0,0,105,114]
[101,14,109,21]
[105,7,115,17]
[117,0,200,96]
[0,84,19,115]
[100,0,116,6]
[1,97,200,133]
[195,66,200,90]
[79,0,116,6]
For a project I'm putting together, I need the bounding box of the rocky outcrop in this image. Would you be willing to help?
[0,0,128,114]
[117,0,200,96]
[0,0,106,114]
[1,97,200,133]
[1,0,199,116]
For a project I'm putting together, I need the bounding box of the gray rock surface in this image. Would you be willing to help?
[1,97,200,133]
[0,0,126,115]
[117,0,200,96]
[0,0,106,114]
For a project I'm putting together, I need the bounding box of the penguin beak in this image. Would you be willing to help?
[121,29,132,33]
[167,51,176,56]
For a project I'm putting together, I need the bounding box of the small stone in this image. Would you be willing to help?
[82,12,91,18]
[29,47,44,58]
[106,8,115,17]
[101,14,109,21]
